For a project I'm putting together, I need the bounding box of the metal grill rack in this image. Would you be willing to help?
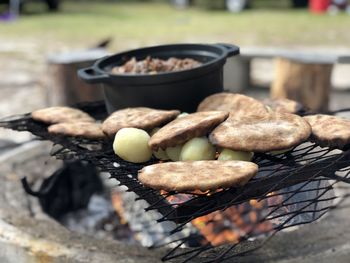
[1,101,350,263]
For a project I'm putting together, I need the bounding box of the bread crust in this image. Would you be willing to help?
[197,92,268,117]
[210,112,311,152]
[262,98,303,114]
[48,122,105,139]
[102,107,180,137]
[31,107,95,124]
[138,160,258,192]
[304,114,350,149]
[148,111,229,151]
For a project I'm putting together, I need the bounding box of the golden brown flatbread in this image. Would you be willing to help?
[31,107,95,124]
[303,114,350,149]
[197,92,268,117]
[209,112,311,152]
[138,160,258,192]
[262,98,303,114]
[48,122,106,139]
[148,111,229,151]
[102,107,180,138]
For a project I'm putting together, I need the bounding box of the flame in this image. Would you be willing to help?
[111,191,128,225]
[191,195,279,246]
[111,188,285,248]
[160,191,282,247]
[160,189,224,206]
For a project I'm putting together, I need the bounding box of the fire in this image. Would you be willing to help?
[111,188,284,248]
[111,191,128,224]
[160,190,194,205]
[191,196,277,246]
[158,190,280,247]
[160,189,224,206]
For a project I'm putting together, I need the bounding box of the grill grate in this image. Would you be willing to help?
[1,101,350,263]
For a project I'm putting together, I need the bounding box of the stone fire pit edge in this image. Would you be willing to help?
[0,141,164,263]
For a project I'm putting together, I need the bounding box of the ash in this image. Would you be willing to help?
[120,190,194,248]
[60,193,137,244]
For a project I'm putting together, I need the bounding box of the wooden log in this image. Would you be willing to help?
[271,57,333,112]
[224,56,251,93]
[48,62,104,106]
[47,49,107,106]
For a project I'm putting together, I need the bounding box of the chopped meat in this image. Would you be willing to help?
[111,56,202,74]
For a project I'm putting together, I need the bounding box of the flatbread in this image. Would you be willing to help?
[197,92,268,117]
[263,98,303,114]
[32,107,95,124]
[303,114,350,149]
[48,122,106,139]
[148,111,229,151]
[102,107,180,138]
[209,112,311,152]
[138,160,258,192]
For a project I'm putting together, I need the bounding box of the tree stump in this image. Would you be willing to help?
[224,56,250,93]
[47,49,107,106]
[271,57,334,112]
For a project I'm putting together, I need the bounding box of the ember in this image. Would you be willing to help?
[111,190,128,225]
[160,190,195,206]
[191,198,273,246]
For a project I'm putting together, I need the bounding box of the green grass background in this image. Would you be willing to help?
[0,1,348,52]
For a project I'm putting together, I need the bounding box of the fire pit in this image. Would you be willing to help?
[0,140,167,263]
[0,101,350,262]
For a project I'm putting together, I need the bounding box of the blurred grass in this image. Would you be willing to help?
[0,1,349,51]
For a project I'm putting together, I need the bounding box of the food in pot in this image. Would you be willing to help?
[218,149,253,161]
[111,56,202,74]
[180,137,216,161]
[113,127,152,163]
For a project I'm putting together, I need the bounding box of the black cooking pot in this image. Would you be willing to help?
[78,43,239,113]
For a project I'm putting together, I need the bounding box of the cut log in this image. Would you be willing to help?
[47,49,107,106]
[271,57,333,112]
[48,63,104,106]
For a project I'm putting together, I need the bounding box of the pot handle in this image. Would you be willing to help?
[78,67,109,84]
[217,43,240,57]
